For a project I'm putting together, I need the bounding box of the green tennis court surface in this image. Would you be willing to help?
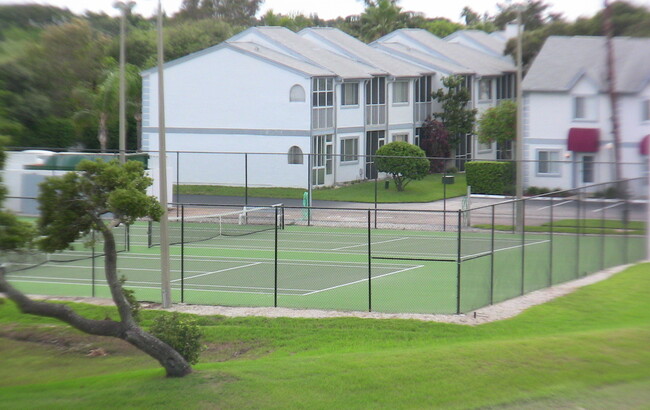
[5,216,646,314]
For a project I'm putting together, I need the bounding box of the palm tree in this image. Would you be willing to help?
[359,0,405,42]
[73,64,142,152]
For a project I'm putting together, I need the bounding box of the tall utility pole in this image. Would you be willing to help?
[114,1,135,164]
[604,0,622,185]
[515,7,525,231]
[157,0,172,308]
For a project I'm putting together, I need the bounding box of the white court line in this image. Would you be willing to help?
[462,239,551,260]
[537,200,573,211]
[332,236,409,251]
[302,265,424,296]
[592,202,624,213]
[171,262,263,282]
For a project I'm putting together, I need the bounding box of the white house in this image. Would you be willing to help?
[371,29,517,169]
[141,26,517,189]
[523,36,650,196]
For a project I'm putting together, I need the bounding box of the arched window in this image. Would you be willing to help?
[288,146,303,164]
[289,84,306,102]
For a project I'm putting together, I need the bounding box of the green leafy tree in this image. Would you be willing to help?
[432,75,477,147]
[375,141,429,191]
[0,158,193,377]
[0,136,34,249]
[422,19,463,38]
[418,118,451,173]
[176,0,262,25]
[478,100,517,146]
[358,0,406,42]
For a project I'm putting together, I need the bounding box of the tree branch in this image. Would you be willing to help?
[0,266,122,337]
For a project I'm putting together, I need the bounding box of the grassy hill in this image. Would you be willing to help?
[0,263,649,408]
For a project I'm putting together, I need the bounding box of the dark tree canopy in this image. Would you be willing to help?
[432,75,477,148]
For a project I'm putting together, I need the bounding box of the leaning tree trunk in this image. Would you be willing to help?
[0,220,192,377]
[98,112,108,153]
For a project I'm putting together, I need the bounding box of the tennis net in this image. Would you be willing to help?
[148,204,284,247]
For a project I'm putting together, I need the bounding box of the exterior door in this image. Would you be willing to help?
[365,130,386,179]
[312,134,333,186]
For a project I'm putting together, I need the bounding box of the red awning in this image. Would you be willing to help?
[568,128,600,152]
[641,135,650,156]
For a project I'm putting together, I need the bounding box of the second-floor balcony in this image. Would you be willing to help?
[366,104,386,126]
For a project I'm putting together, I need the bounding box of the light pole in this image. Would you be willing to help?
[113,1,135,164]
[156,0,172,309]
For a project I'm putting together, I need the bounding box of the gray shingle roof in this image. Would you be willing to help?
[523,36,650,93]
[229,42,334,77]
[375,29,515,77]
[230,26,383,80]
[444,30,508,59]
[298,27,430,78]
[372,42,472,75]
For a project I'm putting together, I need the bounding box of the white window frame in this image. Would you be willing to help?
[287,146,303,164]
[392,133,408,143]
[536,150,561,176]
[477,141,492,153]
[572,95,598,121]
[478,78,492,102]
[392,81,409,105]
[340,137,359,163]
[341,82,359,107]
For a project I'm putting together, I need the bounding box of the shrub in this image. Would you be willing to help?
[466,161,514,195]
[150,313,203,365]
[375,142,429,191]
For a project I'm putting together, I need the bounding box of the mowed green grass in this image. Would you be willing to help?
[176,173,468,203]
[1,263,649,408]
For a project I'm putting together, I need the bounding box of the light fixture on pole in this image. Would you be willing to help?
[156,0,172,309]
[113,1,135,164]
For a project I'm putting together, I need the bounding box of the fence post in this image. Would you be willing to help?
[245,153,248,209]
[181,205,185,304]
[520,198,526,295]
[175,151,180,218]
[91,230,96,298]
[489,205,495,305]
[600,196,606,270]
[549,195,554,287]
[456,210,462,315]
[275,206,279,308]
[374,177,378,229]
[575,188,581,278]
[623,189,629,263]
[368,209,372,312]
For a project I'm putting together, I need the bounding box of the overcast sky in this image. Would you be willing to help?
[3,0,650,23]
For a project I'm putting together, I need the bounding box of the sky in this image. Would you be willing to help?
[2,0,650,23]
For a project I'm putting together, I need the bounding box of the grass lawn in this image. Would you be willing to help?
[175,173,468,203]
[0,262,649,408]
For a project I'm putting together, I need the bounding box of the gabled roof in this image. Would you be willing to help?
[140,41,331,78]
[374,29,516,77]
[298,27,430,78]
[523,36,650,93]
[444,30,509,60]
[372,42,472,76]
[229,26,384,80]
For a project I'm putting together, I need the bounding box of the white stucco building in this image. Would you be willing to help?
[523,36,650,196]
[141,26,516,188]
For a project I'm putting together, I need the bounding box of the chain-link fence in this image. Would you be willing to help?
[3,177,646,314]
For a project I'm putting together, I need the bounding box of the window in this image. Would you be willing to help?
[341,83,358,106]
[643,99,650,122]
[582,155,594,183]
[537,150,560,175]
[478,141,492,152]
[340,138,358,162]
[573,96,597,121]
[392,133,408,142]
[478,78,492,101]
[288,146,303,164]
[414,76,432,103]
[312,78,334,129]
[496,140,512,160]
[392,81,409,104]
[289,85,305,102]
[414,127,422,147]
[496,74,515,100]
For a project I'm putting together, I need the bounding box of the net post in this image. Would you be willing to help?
[456,210,462,315]
[181,204,185,304]
[147,220,152,248]
[368,209,372,312]
[274,206,279,308]
[520,198,526,296]
[549,195,554,287]
[91,230,96,298]
[576,187,581,278]
[490,205,495,305]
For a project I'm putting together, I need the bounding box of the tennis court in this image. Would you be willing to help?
[4,198,646,314]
